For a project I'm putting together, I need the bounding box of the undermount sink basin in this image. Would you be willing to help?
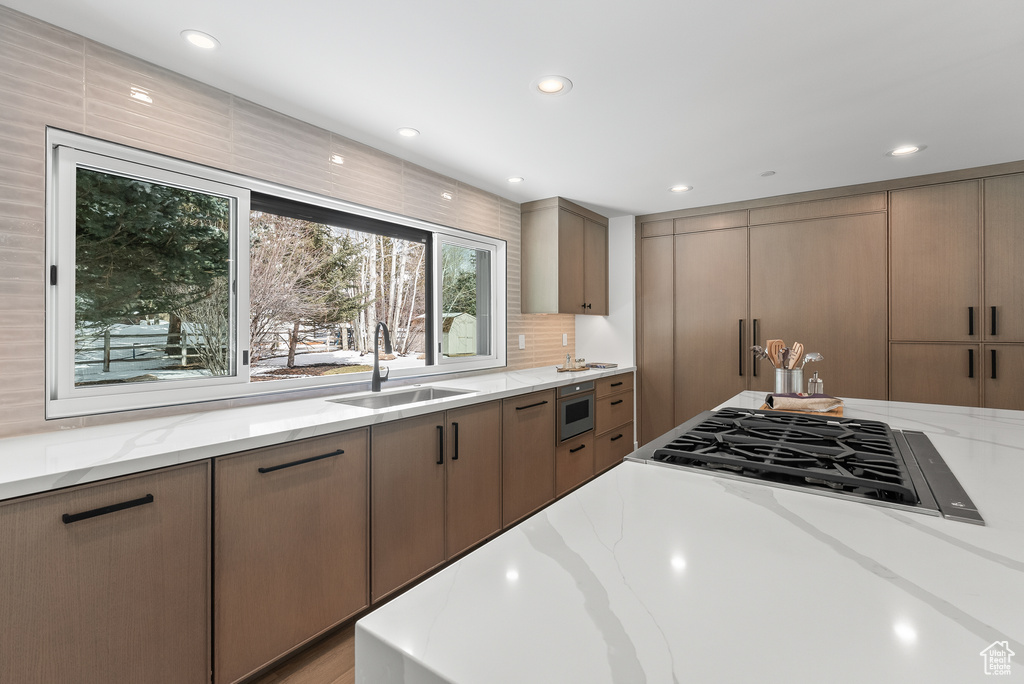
[329,386,473,410]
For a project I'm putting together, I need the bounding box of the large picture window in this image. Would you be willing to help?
[46,131,505,418]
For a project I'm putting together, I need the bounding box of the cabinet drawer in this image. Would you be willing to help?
[595,423,633,473]
[0,462,210,684]
[555,432,594,496]
[596,390,633,433]
[215,430,368,684]
[596,372,633,398]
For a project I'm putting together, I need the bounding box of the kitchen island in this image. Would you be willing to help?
[356,392,1024,683]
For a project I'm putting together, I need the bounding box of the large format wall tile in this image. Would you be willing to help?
[0,5,574,439]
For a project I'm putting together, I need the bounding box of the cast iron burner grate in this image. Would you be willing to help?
[652,407,919,504]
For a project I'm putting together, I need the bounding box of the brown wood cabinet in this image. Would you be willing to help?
[0,462,209,684]
[594,371,634,473]
[984,174,1024,343]
[214,430,368,684]
[501,389,556,526]
[555,432,594,496]
[371,403,502,601]
[521,197,609,315]
[750,213,888,399]
[890,181,981,342]
[445,401,502,558]
[639,235,675,445]
[983,345,1024,410]
[889,343,980,407]
[595,426,633,473]
[371,412,447,602]
[673,228,749,423]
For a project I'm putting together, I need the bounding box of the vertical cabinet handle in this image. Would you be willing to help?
[991,306,998,336]
[968,349,974,378]
[991,349,997,380]
[436,425,444,465]
[452,422,459,460]
[968,307,975,336]
[738,319,744,377]
[751,319,759,377]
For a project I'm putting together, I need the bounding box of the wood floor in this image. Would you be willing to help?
[249,622,355,684]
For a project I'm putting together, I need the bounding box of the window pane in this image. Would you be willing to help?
[441,242,491,358]
[74,168,233,386]
[249,210,427,381]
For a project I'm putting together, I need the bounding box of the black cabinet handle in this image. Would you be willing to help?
[436,425,444,465]
[63,493,154,524]
[581,303,587,309]
[515,400,549,411]
[258,449,342,474]
[738,319,744,377]
[992,306,998,336]
[968,348,974,378]
[969,307,974,336]
[752,319,759,377]
[991,349,997,380]
[569,444,586,453]
[587,303,592,309]
[610,399,624,406]
[452,422,459,460]
[610,433,624,442]
[611,381,623,388]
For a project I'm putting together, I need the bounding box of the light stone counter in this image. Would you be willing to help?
[356,392,1024,683]
[0,365,633,501]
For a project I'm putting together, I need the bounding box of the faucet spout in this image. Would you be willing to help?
[371,321,393,392]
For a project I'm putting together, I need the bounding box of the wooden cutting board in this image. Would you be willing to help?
[760,403,844,417]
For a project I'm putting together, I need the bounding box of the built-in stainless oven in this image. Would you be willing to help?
[558,381,594,442]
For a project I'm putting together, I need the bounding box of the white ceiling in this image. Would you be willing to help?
[6,0,1024,217]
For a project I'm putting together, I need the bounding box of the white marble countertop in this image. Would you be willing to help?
[356,392,1024,683]
[0,365,633,502]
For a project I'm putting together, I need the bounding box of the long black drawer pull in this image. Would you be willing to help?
[452,422,460,461]
[991,306,998,336]
[739,319,744,377]
[968,307,974,336]
[611,381,623,387]
[569,444,586,453]
[991,349,997,380]
[258,450,342,474]
[63,493,154,524]
[515,400,549,411]
[610,399,624,406]
[968,348,974,378]
[752,319,759,377]
[610,433,624,442]
[436,425,445,465]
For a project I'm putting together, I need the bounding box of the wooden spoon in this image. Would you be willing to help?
[766,339,784,369]
[788,342,804,370]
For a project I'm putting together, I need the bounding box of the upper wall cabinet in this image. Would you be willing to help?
[984,173,1024,342]
[890,181,981,342]
[521,198,609,315]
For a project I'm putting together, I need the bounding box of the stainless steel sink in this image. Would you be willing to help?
[329,386,473,409]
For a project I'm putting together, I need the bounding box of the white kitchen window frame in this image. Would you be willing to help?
[46,135,251,418]
[45,129,507,419]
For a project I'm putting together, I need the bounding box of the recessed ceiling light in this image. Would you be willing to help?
[397,127,420,138]
[507,176,525,183]
[888,144,926,157]
[180,29,219,50]
[760,170,777,177]
[533,75,573,96]
[330,154,345,165]
[669,185,692,193]
[129,86,152,104]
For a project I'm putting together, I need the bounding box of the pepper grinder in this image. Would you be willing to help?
[808,371,823,396]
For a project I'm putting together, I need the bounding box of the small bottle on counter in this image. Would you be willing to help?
[808,371,823,396]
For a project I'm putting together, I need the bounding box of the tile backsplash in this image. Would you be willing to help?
[0,6,574,438]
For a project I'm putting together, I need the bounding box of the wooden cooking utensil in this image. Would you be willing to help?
[788,342,804,370]
[766,339,784,369]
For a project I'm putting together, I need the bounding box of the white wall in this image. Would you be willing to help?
[575,215,635,366]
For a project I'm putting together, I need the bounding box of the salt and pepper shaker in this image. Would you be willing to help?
[808,371,823,396]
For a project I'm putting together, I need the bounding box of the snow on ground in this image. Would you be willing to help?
[252,348,425,375]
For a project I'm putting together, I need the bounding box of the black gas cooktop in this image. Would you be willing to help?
[636,407,983,524]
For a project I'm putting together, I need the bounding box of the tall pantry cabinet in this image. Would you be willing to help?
[889,174,1024,409]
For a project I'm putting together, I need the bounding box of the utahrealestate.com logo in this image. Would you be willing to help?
[980,641,1015,676]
